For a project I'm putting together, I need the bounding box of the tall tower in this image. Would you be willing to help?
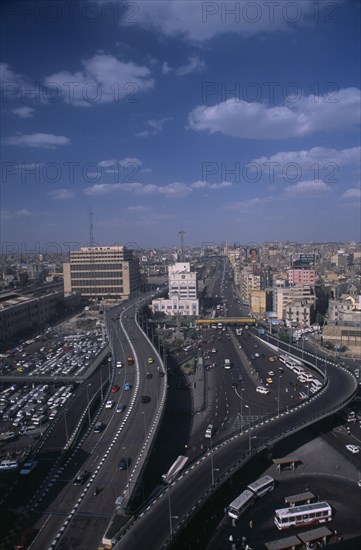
[179,230,185,262]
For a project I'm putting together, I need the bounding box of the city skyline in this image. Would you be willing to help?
[1,0,360,248]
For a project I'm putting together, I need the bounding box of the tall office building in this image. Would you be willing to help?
[63,246,140,301]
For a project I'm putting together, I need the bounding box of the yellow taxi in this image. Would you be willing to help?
[268,356,276,362]
[147,357,154,364]
[266,377,273,384]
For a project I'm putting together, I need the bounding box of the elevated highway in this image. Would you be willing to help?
[111,343,357,550]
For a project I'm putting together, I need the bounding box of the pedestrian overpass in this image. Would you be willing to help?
[196,317,256,326]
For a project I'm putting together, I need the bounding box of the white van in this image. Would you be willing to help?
[205,424,213,438]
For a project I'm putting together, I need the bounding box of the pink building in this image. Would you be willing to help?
[288,268,316,287]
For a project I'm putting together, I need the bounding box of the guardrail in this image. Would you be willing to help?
[112,348,357,549]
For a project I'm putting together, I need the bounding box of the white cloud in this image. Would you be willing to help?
[162,56,207,76]
[43,54,154,106]
[48,188,74,200]
[136,117,172,137]
[251,146,361,176]
[5,133,70,149]
[341,187,361,200]
[284,180,331,197]
[122,0,317,42]
[191,180,233,190]
[12,106,34,118]
[98,157,142,170]
[227,196,276,211]
[188,88,361,139]
[1,208,37,220]
[84,178,232,197]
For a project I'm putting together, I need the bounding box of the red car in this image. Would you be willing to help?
[111,385,119,393]
[14,528,36,550]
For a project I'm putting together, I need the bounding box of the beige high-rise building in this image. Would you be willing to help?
[63,246,140,301]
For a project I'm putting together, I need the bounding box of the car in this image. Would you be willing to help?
[346,444,360,454]
[124,383,132,391]
[147,357,154,364]
[254,353,260,358]
[19,460,38,475]
[266,377,273,384]
[118,457,130,470]
[105,400,114,409]
[238,374,244,381]
[73,470,90,485]
[116,403,126,413]
[256,386,270,395]
[13,528,36,550]
[251,354,256,360]
[159,371,165,377]
[238,345,242,349]
[211,348,217,353]
[205,424,213,438]
[146,372,153,379]
[231,382,238,388]
[111,385,119,393]
[268,371,275,376]
[268,356,276,362]
[94,422,104,433]
[116,361,123,368]
[141,395,151,403]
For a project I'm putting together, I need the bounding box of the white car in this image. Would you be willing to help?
[116,361,123,368]
[254,353,260,358]
[346,444,360,454]
[256,386,270,395]
[105,400,114,409]
[268,371,275,376]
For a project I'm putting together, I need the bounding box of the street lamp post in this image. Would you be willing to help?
[123,446,130,500]
[64,410,69,444]
[277,375,282,415]
[240,388,245,432]
[141,411,147,441]
[249,434,257,453]
[167,485,179,539]
[100,365,104,402]
[86,383,92,426]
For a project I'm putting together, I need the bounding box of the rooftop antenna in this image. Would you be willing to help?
[179,230,185,262]
[89,206,95,247]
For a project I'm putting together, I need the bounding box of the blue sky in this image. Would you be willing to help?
[1,0,360,251]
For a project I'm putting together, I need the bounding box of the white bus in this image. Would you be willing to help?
[228,476,275,519]
[247,475,274,497]
[274,501,332,530]
[228,489,255,519]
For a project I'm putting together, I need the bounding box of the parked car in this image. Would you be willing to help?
[256,386,270,395]
[346,444,360,454]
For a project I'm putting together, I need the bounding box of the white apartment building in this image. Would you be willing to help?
[152,262,199,316]
[273,285,316,322]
